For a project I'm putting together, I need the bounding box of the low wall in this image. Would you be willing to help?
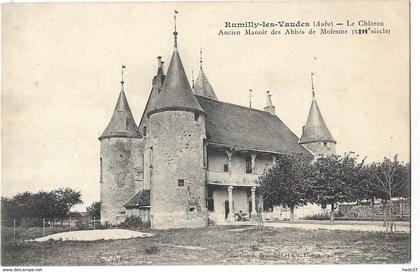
[339,200,410,220]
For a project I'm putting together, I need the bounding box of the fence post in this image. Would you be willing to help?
[69,217,71,232]
[93,216,96,230]
[13,219,16,240]
[42,218,45,237]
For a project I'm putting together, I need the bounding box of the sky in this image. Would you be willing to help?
[1,1,410,210]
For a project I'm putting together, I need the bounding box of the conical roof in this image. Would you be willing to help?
[148,49,205,117]
[194,68,218,100]
[299,98,336,144]
[99,89,141,140]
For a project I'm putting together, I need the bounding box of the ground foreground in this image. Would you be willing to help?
[1,225,410,265]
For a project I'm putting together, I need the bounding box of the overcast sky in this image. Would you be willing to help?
[2,1,409,210]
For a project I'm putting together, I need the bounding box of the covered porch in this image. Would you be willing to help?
[206,183,260,224]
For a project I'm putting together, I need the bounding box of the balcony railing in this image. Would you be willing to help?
[207,170,260,187]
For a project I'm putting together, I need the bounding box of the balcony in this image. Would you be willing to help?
[207,170,260,187]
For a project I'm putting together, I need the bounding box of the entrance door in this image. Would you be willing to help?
[224,200,229,219]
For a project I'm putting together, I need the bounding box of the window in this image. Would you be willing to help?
[125,118,129,130]
[202,139,207,168]
[223,164,229,172]
[207,187,214,211]
[194,112,199,122]
[100,158,103,183]
[178,179,184,186]
[323,142,327,147]
[245,154,252,173]
[143,126,147,137]
[149,147,153,168]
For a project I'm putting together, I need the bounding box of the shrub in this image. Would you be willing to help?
[145,245,159,254]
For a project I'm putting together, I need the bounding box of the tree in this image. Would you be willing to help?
[51,188,83,218]
[258,153,312,221]
[87,202,101,219]
[367,155,410,232]
[309,153,366,224]
[0,188,83,224]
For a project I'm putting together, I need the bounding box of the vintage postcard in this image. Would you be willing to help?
[1,0,413,268]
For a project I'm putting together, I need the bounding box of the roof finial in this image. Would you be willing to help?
[266,91,274,106]
[173,10,179,50]
[192,69,195,89]
[121,65,126,91]
[311,72,315,99]
[200,48,203,70]
[249,89,253,108]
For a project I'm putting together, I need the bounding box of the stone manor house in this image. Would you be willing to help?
[99,26,336,229]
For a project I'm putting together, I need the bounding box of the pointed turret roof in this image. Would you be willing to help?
[148,30,205,117]
[193,49,218,100]
[194,69,218,100]
[299,95,336,144]
[99,87,141,140]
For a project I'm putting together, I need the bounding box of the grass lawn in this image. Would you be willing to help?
[1,225,410,265]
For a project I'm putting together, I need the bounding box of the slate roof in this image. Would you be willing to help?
[195,95,310,154]
[148,49,205,117]
[299,98,336,144]
[99,90,141,140]
[193,68,218,100]
[123,190,150,208]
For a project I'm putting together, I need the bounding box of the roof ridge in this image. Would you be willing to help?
[194,94,276,116]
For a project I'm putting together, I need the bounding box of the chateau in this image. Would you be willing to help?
[99,22,336,229]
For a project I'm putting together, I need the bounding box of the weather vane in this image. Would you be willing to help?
[121,65,126,89]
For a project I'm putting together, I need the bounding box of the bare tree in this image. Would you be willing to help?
[368,155,410,233]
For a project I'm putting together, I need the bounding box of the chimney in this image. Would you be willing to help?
[263,91,276,115]
[157,56,163,75]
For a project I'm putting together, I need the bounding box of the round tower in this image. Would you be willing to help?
[99,71,144,224]
[147,27,208,229]
[299,73,336,156]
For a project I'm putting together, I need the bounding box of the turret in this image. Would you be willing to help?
[299,73,336,156]
[263,91,276,115]
[192,48,218,100]
[99,67,144,224]
[147,14,208,229]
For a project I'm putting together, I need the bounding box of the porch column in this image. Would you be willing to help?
[250,152,257,173]
[228,186,234,221]
[251,186,257,217]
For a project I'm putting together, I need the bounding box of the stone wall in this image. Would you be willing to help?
[302,141,336,156]
[100,137,144,224]
[339,201,410,219]
[149,111,207,229]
